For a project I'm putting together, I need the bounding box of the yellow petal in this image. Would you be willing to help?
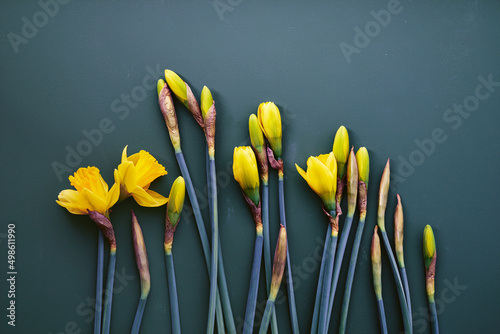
[127,150,167,189]
[82,188,108,214]
[56,189,90,215]
[324,152,337,177]
[131,187,168,207]
[306,156,334,198]
[117,160,137,194]
[258,102,282,157]
[106,183,120,210]
[295,163,308,181]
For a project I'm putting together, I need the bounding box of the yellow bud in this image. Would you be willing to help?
[249,114,264,153]
[333,126,349,178]
[356,147,370,186]
[233,146,260,205]
[423,224,436,263]
[157,79,166,97]
[258,102,282,158]
[201,86,214,120]
[164,69,187,103]
[167,177,186,227]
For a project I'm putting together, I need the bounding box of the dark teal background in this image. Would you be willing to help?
[1,1,499,333]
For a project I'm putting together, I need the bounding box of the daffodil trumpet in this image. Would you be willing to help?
[395,194,412,329]
[164,177,186,334]
[371,226,388,334]
[317,209,339,334]
[423,225,438,334]
[131,211,150,334]
[339,147,369,334]
[377,160,412,334]
[326,148,359,328]
[88,210,116,334]
[158,79,231,333]
[259,225,287,334]
[333,126,350,216]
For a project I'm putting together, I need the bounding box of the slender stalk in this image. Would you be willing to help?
[102,249,116,334]
[380,230,412,334]
[258,300,276,334]
[278,171,300,334]
[206,156,219,334]
[318,222,338,334]
[94,231,104,334]
[310,225,332,334]
[165,250,181,334]
[338,217,366,334]
[428,296,439,334]
[326,213,355,324]
[176,150,229,333]
[131,297,148,334]
[262,183,279,334]
[243,232,263,333]
[400,267,412,328]
[377,299,388,334]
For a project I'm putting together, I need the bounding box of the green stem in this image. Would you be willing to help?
[326,214,354,326]
[428,297,439,334]
[380,230,412,334]
[94,230,104,334]
[318,224,338,334]
[262,183,279,334]
[176,150,228,333]
[339,217,366,334]
[131,296,148,334]
[400,267,412,329]
[243,232,263,334]
[377,298,388,334]
[278,172,300,334]
[206,156,219,334]
[165,251,181,334]
[258,300,276,334]
[102,250,116,334]
[310,225,332,334]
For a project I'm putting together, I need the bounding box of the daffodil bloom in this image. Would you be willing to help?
[333,126,349,178]
[167,176,186,227]
[114,146,168,207]
[295,152,337,211]
[233,146,260,205]
[57,166,119,215]
[356,147,369,185]
[258,102,282,158]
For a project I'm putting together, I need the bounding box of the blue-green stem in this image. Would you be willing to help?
[380,230,412,334]
[377,298,388,334]
[206,148,236,334]
[243,231,263,334]
[326,213,354,326]
[94,231,104,334]
[428,296,439,334]
[131,296,148,334]
[165,250,181,334]
[318,211,338,334]
[262,183,279,334]
[258,299,276,334]
[102,249,116,334]
[310,225,332,334]
[400,267,412,329]
[176,150,228,334]
[338,217,366,334]
[278,171,300,334]
[206,156,219,334]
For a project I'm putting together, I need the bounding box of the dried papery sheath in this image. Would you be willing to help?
[377,159,391,231]
[201,86,216,156]
[394,195,405,267]
[158,79,181,151]
[88,210,116,252]
[269,225,287,300]
[131,211,150,297]
[346,147,358,217]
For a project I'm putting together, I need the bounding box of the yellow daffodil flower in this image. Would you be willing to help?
[233,146,260,205]
[167,176,186,227]
[114,146,168,207]
[333,126,349,178]
[356,147,369,185]
[56,166,119,215]
[258,102,282,158]
[164,69,187,104]
[295,152,337,211]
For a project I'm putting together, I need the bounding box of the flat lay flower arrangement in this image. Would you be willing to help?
[57,70,439,334]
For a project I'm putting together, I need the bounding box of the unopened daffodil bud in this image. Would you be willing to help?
[201,86,214,120]
[377,159,390,231]
[201,86,216,156]
[233,146,260,206]
[164,69,187,104]
[371,226,382,300]
[394,194,405,268]
[167,177,186,228]
[356,147,369,186]
[296,152,337,212]
[157,78,166,97]
[423,224,436,298]
[249,114,264,153]
[131,210,151,298]
[157,79,181,152]
[269,225,287,301]
[346,147,358,217]
[258,102,282,158]
[333,126,349,179]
